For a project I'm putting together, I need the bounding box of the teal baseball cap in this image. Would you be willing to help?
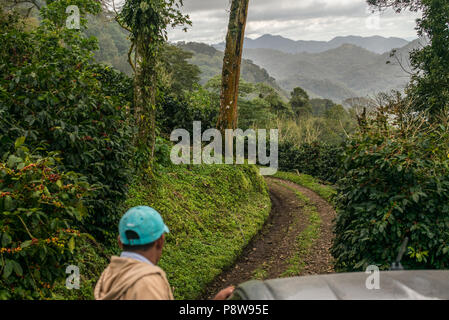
[119,206,169,246]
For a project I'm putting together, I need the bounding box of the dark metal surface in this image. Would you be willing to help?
[232,270,449,300]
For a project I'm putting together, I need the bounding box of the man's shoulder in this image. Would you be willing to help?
[137,272,168,285]
[95,256,172,300]
[126,268,173,300]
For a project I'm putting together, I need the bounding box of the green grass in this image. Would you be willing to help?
[123,164,271,299]
[251,263,269,280]
[273,171,336,203]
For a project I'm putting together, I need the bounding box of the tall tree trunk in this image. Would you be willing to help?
[217,0,250,133]
[134,35,157,161]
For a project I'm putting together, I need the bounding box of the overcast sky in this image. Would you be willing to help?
[167,0,422,44]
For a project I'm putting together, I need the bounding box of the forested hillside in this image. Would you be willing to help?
[175,42,284,94]
[78,14,422,105]
[82,16,284,95]
[243,39,423,102]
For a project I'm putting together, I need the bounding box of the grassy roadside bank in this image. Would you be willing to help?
[126,164,271,299]
[58,164,271,300]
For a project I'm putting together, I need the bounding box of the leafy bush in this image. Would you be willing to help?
[0,7,135,239]
[88,64,134,104]
[332,114,449,271]
[278,141,343,183]
[0,139,92,299]
[158,85,218,136]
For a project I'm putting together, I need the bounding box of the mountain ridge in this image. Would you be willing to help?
[213,34,410,55]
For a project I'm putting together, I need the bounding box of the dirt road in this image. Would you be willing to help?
[201,177,335,299]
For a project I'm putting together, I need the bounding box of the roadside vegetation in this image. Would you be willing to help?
[125,163,270,300]
[332,0,449,271]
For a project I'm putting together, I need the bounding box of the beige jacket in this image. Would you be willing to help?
[94,256,174,300]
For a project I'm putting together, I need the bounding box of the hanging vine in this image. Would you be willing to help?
[116,0,191,160]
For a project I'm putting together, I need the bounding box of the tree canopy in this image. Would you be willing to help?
[290,87,312,118]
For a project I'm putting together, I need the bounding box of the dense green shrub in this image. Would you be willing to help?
[88,64,134,104]
[278,141,343,183]
[158,85,218,136]
[0,7,135,239]
[405,0,449,120]
[332,118,449,271]
[0,139,92,299]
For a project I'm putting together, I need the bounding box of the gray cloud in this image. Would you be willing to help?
[168,0,421,44]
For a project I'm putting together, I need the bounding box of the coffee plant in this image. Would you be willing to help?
[278,140,343,183]
[0,139,92,299]
[0,6,135,239]
[332,114,449,271]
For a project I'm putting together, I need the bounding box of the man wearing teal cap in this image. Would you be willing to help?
[94,206,234,300]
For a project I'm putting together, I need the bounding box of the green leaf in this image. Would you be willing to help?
[20,240,32,249]
[12,261,23,276]
[14,136,26,149]
[2,260,13,279]
[6,155,21,168]
[80,232,96,242]
[1,233,11,247]
[4,196,13,211]
[76,201,88,219]
[39,246,46,261]
[68,237,75,253]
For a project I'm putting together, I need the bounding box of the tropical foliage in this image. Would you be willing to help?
[332,104,449,270]
[0,5,135,239]
[330,0,449,272]
[0,139,92,299]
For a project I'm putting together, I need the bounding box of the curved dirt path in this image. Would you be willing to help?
[201,177,336,299]
[270,177,336,275]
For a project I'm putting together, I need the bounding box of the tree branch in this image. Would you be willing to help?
[128,41,136,74]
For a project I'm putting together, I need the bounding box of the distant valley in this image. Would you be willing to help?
[179,35,425,103]
[243,39,423,102]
